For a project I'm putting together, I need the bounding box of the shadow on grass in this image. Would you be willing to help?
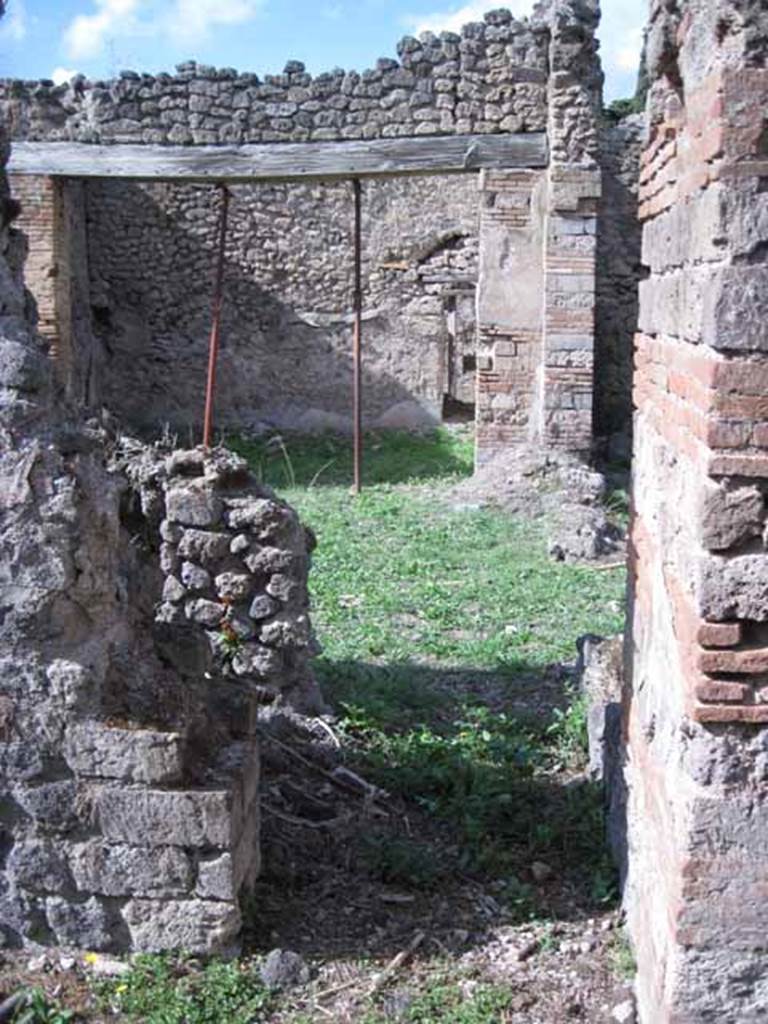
[246,657,620,960]
[228,427,474,490]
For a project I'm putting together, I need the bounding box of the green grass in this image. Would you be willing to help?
[231,429,626,906]
[363,981,518,1023]
[95,956,274,1024]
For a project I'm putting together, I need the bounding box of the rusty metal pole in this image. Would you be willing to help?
[202,183,230,449]
[352,177,363,493]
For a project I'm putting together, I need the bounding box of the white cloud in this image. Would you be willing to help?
[52,67,81,85]
[163,0,264,44]
[405,1,532,36]
[64,0,141,60]
[0,0,28,43]
[600,0,645,98]
[62,0,265,63]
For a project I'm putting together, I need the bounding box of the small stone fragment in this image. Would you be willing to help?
[611,999,637,1024]
[249,593,279,620]
[181,561,211,592]
[260,949,310,990]
[230,533,250,555]
[215,572,253,601]
[162,575,186,603]
[185,598,224,626]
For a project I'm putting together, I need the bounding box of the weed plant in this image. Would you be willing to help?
[95,956,273,1024]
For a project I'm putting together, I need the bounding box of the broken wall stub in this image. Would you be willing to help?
[625,0,768,1019]
[1,89,323,949]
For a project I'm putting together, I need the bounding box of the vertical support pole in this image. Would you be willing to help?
[352,177,363,494]
[203,183,230,449]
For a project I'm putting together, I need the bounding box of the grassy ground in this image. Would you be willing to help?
[7,428,628,1024]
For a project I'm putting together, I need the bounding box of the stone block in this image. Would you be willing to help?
[166,482,222,526]
[697,554,768,622]
[702,267,768,352]
[7,840,72,893]
[69,841,193,896]
[63,722,185,785]
[180,561,211,592]
[46,896,116,951]
[214,572,253,601]
[15,781,83,833]
[177,529,231,562]
[195,853,236,900]
[96,788,236,848]
[699,480,764,551]
[122,898,241,954]
[185,598,224,626]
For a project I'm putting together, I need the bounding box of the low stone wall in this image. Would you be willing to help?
[1,433,321,953]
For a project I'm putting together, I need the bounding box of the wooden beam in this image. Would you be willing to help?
[8,133,547,183]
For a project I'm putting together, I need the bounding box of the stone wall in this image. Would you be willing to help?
[624,0,768,1019]
[1,3,613,457]
[594,114,644,442]
[0,13,549,147]
[84,174,479,435]
[1,63,322,948]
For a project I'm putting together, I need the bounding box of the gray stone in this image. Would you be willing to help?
[265,573,298,603]
[180,561,211,592]
[15,781,83,833]
[96,788,235,848]
[699,481,764,551]
[46,896,115,951]
[260,948,311,990]
[185,598,224,626]
[214,572,253,601]
[69,841,193,896]
[177,529,231,562]
[162,574,186,603]
[166,482,222,526]
[196,853,236,901]
[7,840,72,893]
[248,593,279,620]
[123,898,241,954]
[63,722,185,785]
[231,642,282,678]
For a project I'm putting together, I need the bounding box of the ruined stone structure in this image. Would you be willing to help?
[0,0,612,461]
[624,0,768,1019]
[0,67,324,948]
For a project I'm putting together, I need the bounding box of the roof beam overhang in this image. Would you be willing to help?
[8,132,547,183]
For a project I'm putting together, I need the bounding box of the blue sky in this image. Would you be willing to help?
[0,1,644,101]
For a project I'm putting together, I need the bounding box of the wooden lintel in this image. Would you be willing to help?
[8,133,547,183]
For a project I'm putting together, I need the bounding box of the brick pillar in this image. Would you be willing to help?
[474,168,546,463]
[9,173,96,403]
[625,2,768,1020]
[10,174,64,354]
[540,167,600,450]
